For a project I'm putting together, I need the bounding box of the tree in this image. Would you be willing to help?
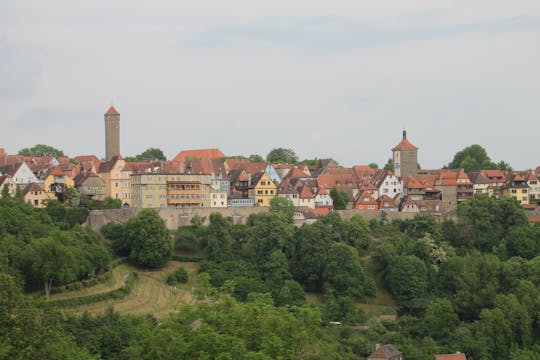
[323,242,373,298]
[22,237,76,297]
[269,197,295,225]
[124,209,171,267]
[384,158,394,172]
[266,148,298,164]
[18,144,65,157]
[1,183,9,198]
[447,144,498,171]
[125,147,166,162]
[248,154,264,162]
[385,255,427,304]
[329,187,348,210]
[368,162,379,169]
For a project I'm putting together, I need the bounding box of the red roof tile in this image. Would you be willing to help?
[50,166,65,176]
[172,148,225,163]
[435,354,467,360]
[299,186,314,199]
[105,106,120,115]
[392,131,418,151]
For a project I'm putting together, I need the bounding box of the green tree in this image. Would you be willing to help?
[1,183,9,198]
[323,242,373,298]
[266,148,298,164]
[447,144,497,171]
[124,209,171,267]
[329,187,348,210]
[22,237,76,297]
[386,255,427,304]
[269,196,295,225]
[18,144,65,157]
[423,298,459,339]
[248,154,264,162]
[384,158,394,172]
[125,147,166,162]
[368,162,379,169]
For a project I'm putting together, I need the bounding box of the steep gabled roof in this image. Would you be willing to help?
[352,165,376,179]
[368,344,402,359]
[172,148,225,163]
[224,158,251,171]
[22,182,43,195]
[50,166,65,177]
[299,186,314,199]
[98,155,122,173]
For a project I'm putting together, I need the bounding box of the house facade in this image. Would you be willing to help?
[98,156,132,208]
[248,171,277,207]
[22,183,48,208]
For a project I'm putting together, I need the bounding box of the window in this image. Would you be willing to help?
[34,199,38,206]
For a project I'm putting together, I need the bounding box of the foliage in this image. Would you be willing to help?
[87,197,122,210]
[368,162,379,169]
[0,273,95,359]
[124,209,171,267]
[166,267,188,285]
[124,147,166,162]
[248,154,264,162]
[18,144,65,157]
[384,158,394,172]
[329,187,348,210]
[266,147,298,164]
[447,144,512,172]
[269,196,295,225]
[54,272,138,307]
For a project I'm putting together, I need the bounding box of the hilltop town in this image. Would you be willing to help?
[1,106,538,223]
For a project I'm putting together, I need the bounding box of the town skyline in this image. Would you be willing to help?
[1,1,539,169]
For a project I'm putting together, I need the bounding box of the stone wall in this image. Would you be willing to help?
[86,206,448,233]
[86,206,269,232]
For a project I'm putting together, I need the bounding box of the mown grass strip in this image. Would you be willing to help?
[53,272,138,307]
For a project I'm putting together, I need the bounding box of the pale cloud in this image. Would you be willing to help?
[0,1,539,169]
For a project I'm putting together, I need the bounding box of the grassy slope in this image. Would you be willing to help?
[59,261,200,318]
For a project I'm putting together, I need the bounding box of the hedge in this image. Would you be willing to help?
[53,272,138,307]
[170,255,203,262]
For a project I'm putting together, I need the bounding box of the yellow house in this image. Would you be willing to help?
[98,156,132,208]
[503,173,529,205]
[43,166,75,200]
[248,171,277,207]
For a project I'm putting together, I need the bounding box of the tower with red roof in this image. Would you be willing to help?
[104,106,120,160]
[392,130,418,178]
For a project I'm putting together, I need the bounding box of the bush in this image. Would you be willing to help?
[54,272,138,307]
[167,267,189,286]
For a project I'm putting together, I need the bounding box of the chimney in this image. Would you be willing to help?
[248,173,252,186]
[375,344,381,351]
[403,130,407,139]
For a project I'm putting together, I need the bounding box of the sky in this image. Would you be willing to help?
[1,0,539,169]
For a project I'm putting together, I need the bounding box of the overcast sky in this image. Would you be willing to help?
[1,1,539,169]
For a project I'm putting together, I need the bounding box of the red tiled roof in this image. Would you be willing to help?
[317,187,329,195]
[299,186,314,199]
[313,207,331,216]
[105,106,119,115]
[73,155,100,163]
[352,165,376,179]
[435,354,467,360]
[50,166,65,176]
[172,148,225,163]
[392,133,418,151]
[225,158,251,171]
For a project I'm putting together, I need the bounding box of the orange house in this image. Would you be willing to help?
[98,155,132,207]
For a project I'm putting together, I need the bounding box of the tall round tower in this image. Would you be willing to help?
[104,106,120,160]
